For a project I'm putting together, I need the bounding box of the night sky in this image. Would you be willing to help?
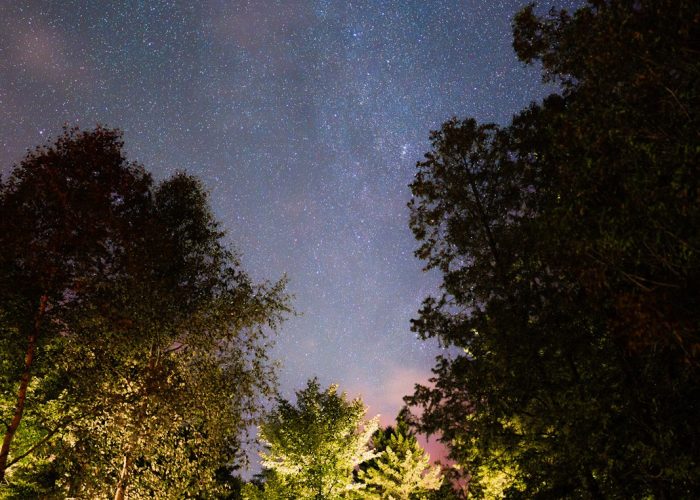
[1,0,579,463]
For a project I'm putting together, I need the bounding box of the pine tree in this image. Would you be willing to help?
[358,425,441,499]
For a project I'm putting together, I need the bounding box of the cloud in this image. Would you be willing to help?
[207,0,314,55]
[342,362,450,466]
[2,9,91,85]
[344,362,430,426]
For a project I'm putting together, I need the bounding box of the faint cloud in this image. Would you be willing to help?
[346,362,431,426]
[3,10,91,85]
[344,362,449,465]
[207,0,313,55]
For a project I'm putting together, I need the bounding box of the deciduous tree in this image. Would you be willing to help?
[406,1,700,496]
[0,128,289,497]
[250,378,378,499]
[0,127,152,483]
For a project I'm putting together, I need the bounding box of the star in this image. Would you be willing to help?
[0,0,583,472]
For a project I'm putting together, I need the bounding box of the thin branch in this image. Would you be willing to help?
[163,341,189,355]
[663,85,691,121]
[6,417,74,468]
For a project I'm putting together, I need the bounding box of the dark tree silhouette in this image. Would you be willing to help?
[407,1,699,497]
[0,127,153,482]
[0,127,289,497]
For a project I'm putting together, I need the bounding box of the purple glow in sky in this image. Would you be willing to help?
[0,0,581,466]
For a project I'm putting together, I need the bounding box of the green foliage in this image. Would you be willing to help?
[358,426,441,499]
[251,378,379,499]
[247,404,452,500]
[0,126,154,485]
[0,127,289,497]
[242,470,304,500]
[407,0,700,497]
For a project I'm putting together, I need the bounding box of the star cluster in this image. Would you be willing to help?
[1,0,581,461]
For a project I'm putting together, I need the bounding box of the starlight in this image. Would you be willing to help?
[0,0,581,468]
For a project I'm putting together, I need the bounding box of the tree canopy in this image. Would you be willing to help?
[358,415,441,499]
[246,378,379,500]
[406,0,699,497]
[245,386,454,500]
[0,127,289,498]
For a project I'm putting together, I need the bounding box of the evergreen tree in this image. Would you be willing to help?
[358,427,441,499]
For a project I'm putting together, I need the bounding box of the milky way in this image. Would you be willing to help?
[0,0,581,464]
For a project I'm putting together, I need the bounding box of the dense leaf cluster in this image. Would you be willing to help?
[358,424,441,499]
[246,378,379,499]
[0,127,289,498]
[407,0,699,497]
[245,380,448,500]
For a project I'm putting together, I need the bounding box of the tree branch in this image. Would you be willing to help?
[6,417,74,469]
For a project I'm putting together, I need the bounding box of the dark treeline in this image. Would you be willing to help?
[406,0,699,497]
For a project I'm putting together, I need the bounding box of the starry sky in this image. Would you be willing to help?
[1,0,580,464]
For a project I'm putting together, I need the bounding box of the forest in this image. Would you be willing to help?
[1,0,698,498]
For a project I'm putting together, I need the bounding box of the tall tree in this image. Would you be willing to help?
[247,378,379,499]
[99,172,287,500]
[511,0,700,359]
[406,0,700,497]
[0,127,152,482]
[0,128,289,497]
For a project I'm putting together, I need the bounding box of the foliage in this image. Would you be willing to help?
[512,0,700,358]
[0,126,153,482]
[406,0,700,497]
[0,127,289,497]
[249,378,379,499]
[357,419,441,499]
[242,470,304,500]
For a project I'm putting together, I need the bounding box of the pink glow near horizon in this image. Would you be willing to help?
[343,361,452,467]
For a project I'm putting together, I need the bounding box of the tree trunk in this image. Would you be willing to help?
[0,295,48,481]
[462,156,504,278]
[113,453,132,500]
[113,352,155,500]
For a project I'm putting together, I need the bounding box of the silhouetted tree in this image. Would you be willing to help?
[0,127,153,482]
[0,127,289,497]
[406,0,700,497]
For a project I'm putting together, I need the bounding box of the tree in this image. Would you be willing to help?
[242,469,304,500]
[358,416,441,499]
[0,126,153,483]
[89,173,287,500]
[406,0,700,497]
[249,378,379,499]
[0,127,290,497]
[511,0,700,360]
